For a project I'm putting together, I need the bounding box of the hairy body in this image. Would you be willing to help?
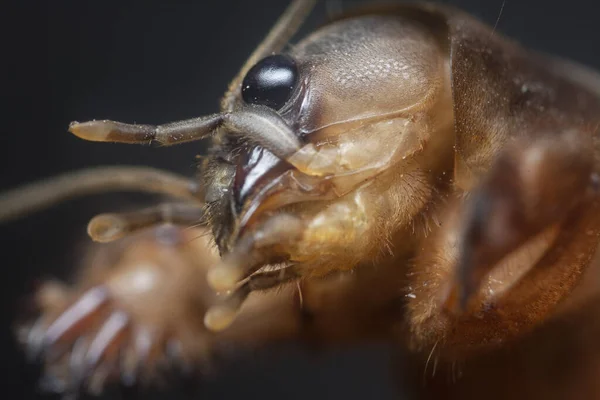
[4,1,600,399]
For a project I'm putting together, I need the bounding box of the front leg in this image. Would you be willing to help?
[18,225,301,396]
[18,222,415,397]
[452,128,596,310]
[406,128,600,359]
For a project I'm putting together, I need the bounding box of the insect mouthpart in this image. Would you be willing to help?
[67,104,327,235]
[231,146,290,221]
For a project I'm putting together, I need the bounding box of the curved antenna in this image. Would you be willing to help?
[0,166,202,223]
[220,0,317,112]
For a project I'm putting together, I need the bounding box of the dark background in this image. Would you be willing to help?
[1,1,599,399]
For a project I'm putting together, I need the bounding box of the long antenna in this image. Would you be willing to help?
[220,0,317,112]
[0,166,201,223]
[490,0,506,38]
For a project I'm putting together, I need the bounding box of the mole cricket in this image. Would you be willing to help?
[3,1,600,398]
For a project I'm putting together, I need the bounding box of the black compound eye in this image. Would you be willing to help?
[241,54,299,110]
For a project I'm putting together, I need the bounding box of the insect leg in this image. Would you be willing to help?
[38,286,111,362]
[204,265,300,332]
[19,226,221,395]
[446,128,596,312]
[407,129,600,357]
[87,203,205,243]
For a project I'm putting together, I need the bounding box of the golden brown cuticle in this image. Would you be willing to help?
[3,1,600,398]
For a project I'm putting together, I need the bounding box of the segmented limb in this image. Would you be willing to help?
[447,129,595,312]
[17,225,313,396]
[407,128,600,358]
[204,265,301,332]
[17,227,219,395]
[87,202,205,243]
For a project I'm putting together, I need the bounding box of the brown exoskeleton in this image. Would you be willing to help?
[4,0,600,398]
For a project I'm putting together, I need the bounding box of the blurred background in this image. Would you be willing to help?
[1,0,599,399]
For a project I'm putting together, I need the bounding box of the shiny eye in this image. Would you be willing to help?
[241,54,299,110]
